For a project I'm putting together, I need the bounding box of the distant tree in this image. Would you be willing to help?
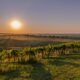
[10,50,18,62]
[24,48,36,62]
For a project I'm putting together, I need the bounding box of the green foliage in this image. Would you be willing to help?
[0,41,80,62]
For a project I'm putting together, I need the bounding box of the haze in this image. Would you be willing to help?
[0,0,80,33]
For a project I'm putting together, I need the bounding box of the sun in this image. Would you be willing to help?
[10,20,22,30]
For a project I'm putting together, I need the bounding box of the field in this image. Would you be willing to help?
[0,54,80,80]
[0,34,80,80]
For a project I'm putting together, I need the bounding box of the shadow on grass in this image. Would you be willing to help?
[0,53,80,80]
[48,54,80,80]
[49,59,80,67]
[18,59,52,80]
[17,59,38,65]
[48,53,80,67]
[0,60,53,80]
[30,61,53,80]
[0,69,20,80]
[19,59,53,80]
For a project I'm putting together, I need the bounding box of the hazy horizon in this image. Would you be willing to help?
[0,0,80,33]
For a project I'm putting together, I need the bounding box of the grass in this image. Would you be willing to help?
[0,53,80,80]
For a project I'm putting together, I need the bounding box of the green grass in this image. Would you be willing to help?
[0,53,80,80]
[47,54,80,80]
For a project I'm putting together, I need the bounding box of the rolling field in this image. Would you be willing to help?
[0,34,80,49]
[0,53,80,80]
[0,34,80,80]
[1,0,80,80]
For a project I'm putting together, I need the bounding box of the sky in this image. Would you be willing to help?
[0,0,80,33]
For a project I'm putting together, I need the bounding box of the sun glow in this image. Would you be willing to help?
[10,20,22,30]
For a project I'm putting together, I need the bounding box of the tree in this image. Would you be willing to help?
[10,50,18,62]
[24,48,36,62]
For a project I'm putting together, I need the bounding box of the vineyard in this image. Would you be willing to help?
[0,41,80,80]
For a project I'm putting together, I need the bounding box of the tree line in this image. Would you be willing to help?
[0,41,80,63]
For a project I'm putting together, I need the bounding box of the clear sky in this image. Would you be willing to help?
[0,0,80,33]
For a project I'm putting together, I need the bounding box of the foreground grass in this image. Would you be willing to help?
[0,53,80,80]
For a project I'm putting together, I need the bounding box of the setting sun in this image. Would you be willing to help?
[10,20,22,30]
